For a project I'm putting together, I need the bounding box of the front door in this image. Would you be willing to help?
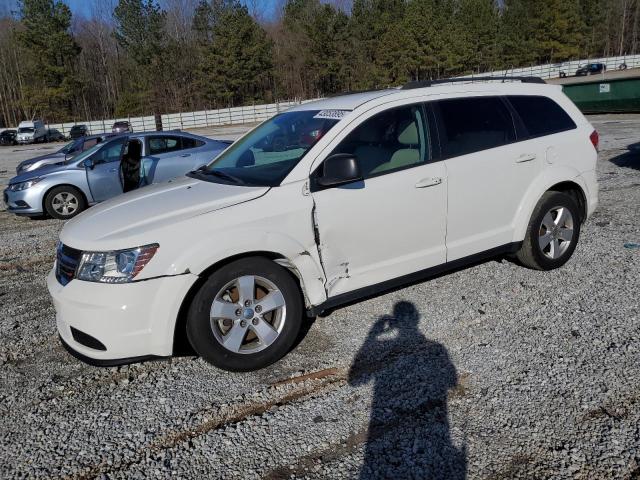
[311,103,448,297]
[85,137,127,202]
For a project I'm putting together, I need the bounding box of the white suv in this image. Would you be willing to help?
[48,78,599,371]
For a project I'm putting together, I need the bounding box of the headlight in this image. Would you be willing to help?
[76,244,159,283]
[8,178,42,191]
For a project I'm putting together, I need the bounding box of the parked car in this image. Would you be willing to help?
[112,121,132,134]
[16,133,116,174]
[47,128,65,142]
[45,79,599,371]
[576,63,606,76]
[4,131,229,219]
[69,125,88,139]
[0,129,17,146]
[16,120,47,144]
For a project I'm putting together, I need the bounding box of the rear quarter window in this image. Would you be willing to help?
[507,96,576,138]
[181,137,205,149]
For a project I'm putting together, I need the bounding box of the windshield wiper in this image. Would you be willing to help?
[198,168,246,185]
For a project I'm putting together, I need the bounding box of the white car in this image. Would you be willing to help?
[16,119,47,144]
[48,78,599,371]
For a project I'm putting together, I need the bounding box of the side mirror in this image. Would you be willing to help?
[316,153,362,188]
[83,158,94,169]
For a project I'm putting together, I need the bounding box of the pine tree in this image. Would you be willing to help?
[17,0,82,121]
[113,0,167,114]
[498,0,537,68]
[197,1,273,107]
[531,0,584,62]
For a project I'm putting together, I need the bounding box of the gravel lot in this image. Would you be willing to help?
[1,116,639,479]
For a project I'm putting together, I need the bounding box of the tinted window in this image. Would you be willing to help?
[148,136,181,154]
[181,137,205,149]
[508,96,576,138]
[436,97,515,158]
[330,104,429,179]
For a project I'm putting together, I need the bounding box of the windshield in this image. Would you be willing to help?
[18,127,34,133]
[191,110,342,187]
[59,138,82,155]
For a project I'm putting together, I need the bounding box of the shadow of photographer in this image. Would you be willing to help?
[348,301,466,479]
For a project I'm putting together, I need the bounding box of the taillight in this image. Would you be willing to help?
[589,130,599,151]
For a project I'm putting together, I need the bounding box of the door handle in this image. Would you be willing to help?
[180,154,191,157]
[108,168,117,172]
[516,153,537,163]
[415,177,443,188]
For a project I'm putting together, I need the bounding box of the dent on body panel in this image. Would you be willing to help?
[311,200,350,296]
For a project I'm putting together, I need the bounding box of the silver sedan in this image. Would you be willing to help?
[3,131,230,219]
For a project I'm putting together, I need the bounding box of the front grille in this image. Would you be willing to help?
[56,243,82,286]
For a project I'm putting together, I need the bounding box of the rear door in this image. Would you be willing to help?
[142,135,202,183]
[85,137,126,202]
[435,96,541,260]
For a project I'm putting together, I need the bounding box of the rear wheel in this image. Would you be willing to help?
[186,257,303,371]
[44,186,86,220]
[516,191,581,270]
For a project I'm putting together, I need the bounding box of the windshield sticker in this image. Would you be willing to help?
[313,110,349,120]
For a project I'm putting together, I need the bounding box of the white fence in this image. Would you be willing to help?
[43,100,308,137]
[7,54,640,137]
[461,54,640,80]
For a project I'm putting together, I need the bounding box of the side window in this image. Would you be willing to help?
[148,136,181,155]
[181,137,205,149]
[436,97,515,158]
[92,138,126,163]
[330,104,429,179]
[507,96,577,138]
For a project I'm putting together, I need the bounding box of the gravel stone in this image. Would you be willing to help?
[0,116,639,479]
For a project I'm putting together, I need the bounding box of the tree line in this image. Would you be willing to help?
[0,0,639,127]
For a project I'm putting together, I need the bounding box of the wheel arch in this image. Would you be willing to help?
[512,168,589,243]
[41,183,90,214]
[545,181,587,223]
[171,250,315,356]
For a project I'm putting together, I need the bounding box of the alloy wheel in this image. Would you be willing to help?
[52,192,79,216]
[538,206,574,260]
[210,275,287,354]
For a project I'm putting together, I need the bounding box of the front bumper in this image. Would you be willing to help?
[3,185,46,215]
[47,269,198,362]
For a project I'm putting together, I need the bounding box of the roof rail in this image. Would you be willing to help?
[401,76,546,89]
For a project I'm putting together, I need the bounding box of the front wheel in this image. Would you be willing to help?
[186,257,303,371]
[516,191,581,270]
[44,186,86,220]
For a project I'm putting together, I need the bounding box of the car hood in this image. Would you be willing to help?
[11,160,77,183]
[17,152,66,172]
[60,176,270,250]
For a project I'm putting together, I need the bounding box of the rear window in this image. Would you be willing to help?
[435,97,516,158]
[507,96,576,138]
[148,136,182,154]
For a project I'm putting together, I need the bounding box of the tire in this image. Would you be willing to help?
[516,191,581,270]
[186,257,303,371]
[44,185,86,220]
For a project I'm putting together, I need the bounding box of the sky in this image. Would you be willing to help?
[63,0,282,20]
